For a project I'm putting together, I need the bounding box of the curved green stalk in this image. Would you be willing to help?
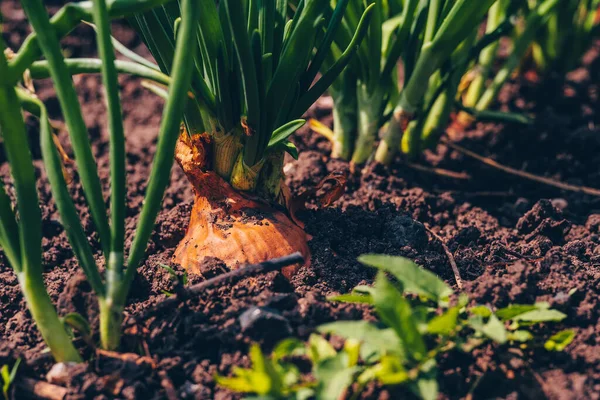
[462,0,506,112]
[17,89,106,298]
[20,0,112,259]
[0,59,41,282]
[18,273,82,362]
[29,58,172,87]
[476,0,560,112]
[0,42,81,363]
[291,4,375,119]
[9,0,171,81]
[375,0,497,164]
[0,177,20,270]
[351,83,386,165]
[331,89,357,160]
[91,0,126,293]
[124,0,200,301]
[420,86,454,150]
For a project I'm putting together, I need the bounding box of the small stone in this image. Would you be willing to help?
[180,381,208,399]
[46,362,82,385]
[551,198,568,211]
[239,306,292,339]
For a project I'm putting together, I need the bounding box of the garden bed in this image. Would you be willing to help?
[1,1,600,399]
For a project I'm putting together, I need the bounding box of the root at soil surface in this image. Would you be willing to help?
[443,138,600,196]
[173,133,310,279]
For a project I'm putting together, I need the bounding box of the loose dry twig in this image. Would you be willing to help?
[498,243,540,261]
[442,139,600,197]
[403,161,472,180]
[432,189,516,198]
[425,226,463,290]
[127,252,304,325]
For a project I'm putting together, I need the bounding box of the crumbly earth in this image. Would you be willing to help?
[2,2,600,399]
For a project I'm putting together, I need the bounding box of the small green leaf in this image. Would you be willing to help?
[267,119,306,149]
[272,338,305,362]
[427,306,460,336]
[2,359,21,400]
[215,344,283,396]
[61,313,92,338]
[318,320,403,363]
[1,365,8,382]
[328,286,374,304]
[1,365,9,399]
[373,355,409,385]
[344,339,361,367]
[458,293,469,308]
[495,304,539,320]
[414,374,439,400]
[359,255,453,301]
[215,374,257,393]
[373,272,427,361]
[512,309,567,323]
[545,329,576,352]
[470,305,492,318]
[328,291,373,305]
[507,330,533,343]
[282,141,299,159]
[308,334,337,364]
[159,263,187,287]
[481,314,508,344]
[470,313,508,344]
[159,263,178,279]
[314,352,359,400]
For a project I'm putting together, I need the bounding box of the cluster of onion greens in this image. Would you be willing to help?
[0,0,199,358]
[130,0,374,271]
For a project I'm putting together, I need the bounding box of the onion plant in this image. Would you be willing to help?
[315,0,419,164]
[530,0,600,77]
[1,0,199,354]
[401,29,477,154]
[375,0,498,163]
[458,0,511,126]
[129,1,374,271]
[458,0,562,125]
[0,24,81,363]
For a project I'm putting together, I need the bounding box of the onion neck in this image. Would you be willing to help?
[212,127,243,180]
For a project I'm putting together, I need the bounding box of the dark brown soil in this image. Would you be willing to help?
[2,3,600,399]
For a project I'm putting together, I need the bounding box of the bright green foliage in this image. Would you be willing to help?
[531,0,600,76]
[0,18,82,362]
[459,0,599,124]
[462,0,562,119]
[317,0,505,164]
[216,335,359,399]
[322,0,597,165]
[131,0,374,197]
[1,359,21,400]
[358,254,453,301]
[220,255,574,400]
[375,0,499,163]
[0,0,201,356]
[545,329,576,351]
[322,0,419,163]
